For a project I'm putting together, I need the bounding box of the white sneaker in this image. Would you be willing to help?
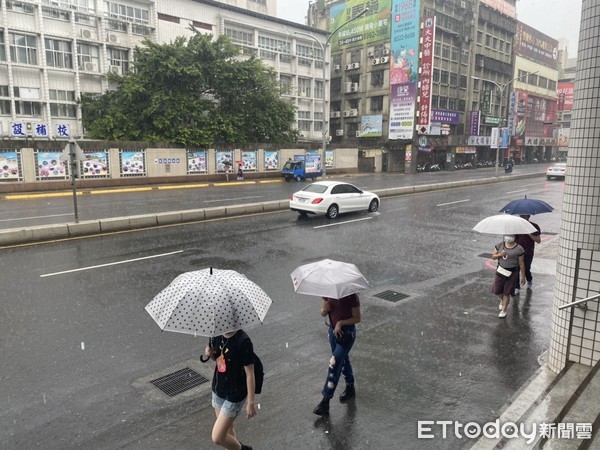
[499,310,507,318]
[499,303,503,310]
[526,282,533,290]
[514,288,520,295]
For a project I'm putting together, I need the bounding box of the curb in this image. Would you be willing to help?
[0,172,544,247]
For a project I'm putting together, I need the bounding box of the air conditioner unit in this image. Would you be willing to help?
[84,62,98,72]
[478,58,485,67]
[345,82,353,93]
[350,83,359,92]
[383,48,390,55]
[368,51,374,57]
[372,58,380,65]
[356,131,362,137]
[343,110,350,117]
[349,108,358,116]
[380,56,390,64]
[351,62,360,69]
[335,129,344,136]
[79,29,95,40]
[107,33,120,44]
[460,0,466,8]
[299,88,308,97]
[109,65,122,75]
[331,111,341,118]
[344,64,352,70]
[334,64,341,71]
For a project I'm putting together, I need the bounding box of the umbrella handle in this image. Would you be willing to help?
[200,355,210,363]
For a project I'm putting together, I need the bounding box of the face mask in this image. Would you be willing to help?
[504,236,515,243]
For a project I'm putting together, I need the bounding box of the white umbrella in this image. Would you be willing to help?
[291,259,370,299]
[145,268,272,337]
[473,214,537,235]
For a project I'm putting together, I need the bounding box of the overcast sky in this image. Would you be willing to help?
[276,0,582,56]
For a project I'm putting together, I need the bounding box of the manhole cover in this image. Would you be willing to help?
[374,290,409,302]
[150,367,209,397]
[478,252,493,258]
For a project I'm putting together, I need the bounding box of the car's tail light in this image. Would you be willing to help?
[311,198,324,204]
[290,194,294,200]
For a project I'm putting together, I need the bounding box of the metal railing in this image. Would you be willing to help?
[559,293,600,310]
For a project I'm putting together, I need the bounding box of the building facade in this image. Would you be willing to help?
[0,0,327,142]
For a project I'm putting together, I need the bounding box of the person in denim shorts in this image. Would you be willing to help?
[313,293,361,416]
[204,330,256,450]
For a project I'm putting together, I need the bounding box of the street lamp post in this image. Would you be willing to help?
[295,7,368,178]
[472,72,536,177]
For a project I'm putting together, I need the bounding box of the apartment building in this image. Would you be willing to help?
[0,0,327,141]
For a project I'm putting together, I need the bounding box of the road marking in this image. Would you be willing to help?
[436,199,470,207]
[0,213,73,223]
[40,250,183,277]
[313,217,373,229]
[505,188,528,194]
[204,196,263,203]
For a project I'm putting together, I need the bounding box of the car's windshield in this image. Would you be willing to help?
[303,184,328,194]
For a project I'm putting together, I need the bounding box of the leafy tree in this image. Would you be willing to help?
[80,31,298,146]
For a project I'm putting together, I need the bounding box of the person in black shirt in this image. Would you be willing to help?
[204,330,256,450]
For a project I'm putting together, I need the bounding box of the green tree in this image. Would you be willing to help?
[80,32,298,146]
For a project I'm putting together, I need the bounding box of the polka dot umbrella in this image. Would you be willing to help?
[145,268,272,337]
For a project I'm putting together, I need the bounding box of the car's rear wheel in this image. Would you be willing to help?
[368,198,379,212]
[326,204,339,219]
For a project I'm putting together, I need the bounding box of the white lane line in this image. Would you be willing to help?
[40,250,183,278]
[505,188,528,194]
[204,196,264,203]
[436,199,470,207]
[313,217,373,229]
[0,213,73,223]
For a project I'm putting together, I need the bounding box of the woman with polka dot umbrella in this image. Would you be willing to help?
[145,268,272,337]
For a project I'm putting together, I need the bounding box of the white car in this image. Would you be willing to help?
[290,181,380,219]
[546,162,567,180]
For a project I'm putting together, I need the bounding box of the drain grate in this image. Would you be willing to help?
[150,367,209,397]
[478,252,493,258]
[374,290,409,302]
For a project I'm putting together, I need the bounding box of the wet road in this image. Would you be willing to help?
[1,164,548,230]
[0,175,565,449]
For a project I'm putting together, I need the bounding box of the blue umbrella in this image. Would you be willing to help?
[499,196,554,215]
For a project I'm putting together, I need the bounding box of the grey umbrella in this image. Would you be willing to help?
[145,268,272,337]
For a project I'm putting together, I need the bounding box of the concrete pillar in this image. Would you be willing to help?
[548,0,600,372]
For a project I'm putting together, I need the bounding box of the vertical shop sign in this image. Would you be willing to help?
[388,0,420,140]
[417,16,436,129]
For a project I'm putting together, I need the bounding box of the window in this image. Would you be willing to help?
[132,25,151,36]
[432,95,439,108]
[51,103,77,117]
[548,80,556,91]
[492,37,498,49]
[43,0,93,12]
[6,1,34,13]
[459,75,467,88]
[0,34,5,62]
[0,100,10,115]
[371,70,384,88]
[298,78,311,97]
[45,39,73,69]
[458,99,466,112]
[451,47,459,62]
[538,76,548,89]
[42,7,71,21]
[440,70,449,84]
[0,86,9,96]
[331,78,341,95]
[438,97,448,109]
[448,98,457,110]
[279,74,293,95]
[106,20,128,32]
[449,73,458,86]
[49,89,76,101]
[485,34,492,47]
[296,44,314,67]
[75,13,96,26]
[314,112,323,131]
[77,43,100,70]
[528,72,538,86]
[225,28,253,46]
[441,45,450,59]
[477,31,483,45]
[370,96,383,111]
[315,80,324,99]
[433,68,440,83]
[298,110,311,131]
[350,49,360,64]
[9,33,38,65]
[106,47,129,71]
[105,1,150,24]
[15,101,42,116]
[259,36,290,56]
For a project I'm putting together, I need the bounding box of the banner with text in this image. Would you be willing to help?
[330,0,391,52]
[417,16,435,130]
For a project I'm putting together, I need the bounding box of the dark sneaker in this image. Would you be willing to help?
[339,385,356,402]
[240,444,253,450]
[313,398,330,416]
